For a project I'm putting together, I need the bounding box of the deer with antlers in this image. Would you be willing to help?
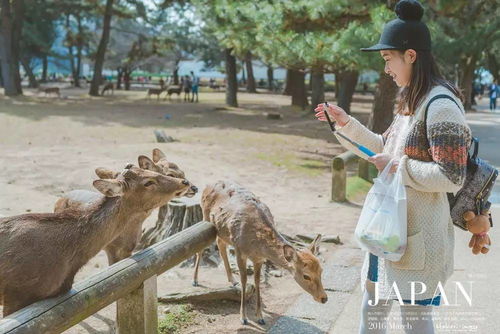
[54,149,190,265]
[0,164,197,316]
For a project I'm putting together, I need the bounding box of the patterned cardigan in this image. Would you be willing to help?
[335,85,472,301]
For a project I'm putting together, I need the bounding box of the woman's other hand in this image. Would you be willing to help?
[368,153,399,173]
[314,103,350,127]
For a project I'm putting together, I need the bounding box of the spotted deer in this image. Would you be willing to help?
[0,165,197,316]
[38,87,60,97]
[101,82,114,95]
[147,87,165,100]
[54,149,191,265]
[166,84,182,100]
[195,181,327,325]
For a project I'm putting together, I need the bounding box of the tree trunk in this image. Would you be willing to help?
[487,53,500,83]
[245,51,256,93]
[116,67,123,89]
[74,13,83,88]
[283,69,293,95]
[89,0,114,96]
[335,69,358,114]
[0,63,3,87]
[367,71,398,134]
[240,60,246,85]
[21,58,38,88]
[224,48,238,107]
[41,54,48,83]
[460,55,478,111]
[267,65,274,91]
[140,198,203,249]
[289,69,308,109]
[173,61,179,85]
[11,0,24,94]
[124,68,131,90]
[0,0,16,95]
[310,69,325,112]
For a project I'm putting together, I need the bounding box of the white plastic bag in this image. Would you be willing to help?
[355,159,407,261]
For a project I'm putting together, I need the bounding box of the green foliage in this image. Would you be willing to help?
[158,305,196,334]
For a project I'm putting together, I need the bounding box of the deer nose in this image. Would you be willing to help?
[124,163,133,169]
[321,296,328,304]
[191,186,198,193]
[182,180,189,185]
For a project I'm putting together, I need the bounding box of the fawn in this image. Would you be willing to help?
[54,149,191,265]
[0,164,197,316]
[195,181,327,325]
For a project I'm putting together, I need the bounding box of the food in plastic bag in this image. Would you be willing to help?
[355,159,407,261]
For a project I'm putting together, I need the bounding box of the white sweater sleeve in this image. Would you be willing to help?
[333,116,387,159]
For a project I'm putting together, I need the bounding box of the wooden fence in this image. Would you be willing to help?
[0,221,216,334]
[331,152,377,202]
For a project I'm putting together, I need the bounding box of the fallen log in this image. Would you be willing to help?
[158,284,255,303]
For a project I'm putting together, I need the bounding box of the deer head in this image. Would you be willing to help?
[93,165,197,210]
[138,149,192,194]
[283,234,328,304]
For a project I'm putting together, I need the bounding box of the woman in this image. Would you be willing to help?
[316,1,472,333]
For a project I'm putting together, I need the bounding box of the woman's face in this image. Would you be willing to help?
[380,50,416,87]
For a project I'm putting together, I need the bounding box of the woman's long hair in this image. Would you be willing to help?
[396,50,463,115]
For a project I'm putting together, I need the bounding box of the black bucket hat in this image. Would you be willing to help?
[361,0,431,52]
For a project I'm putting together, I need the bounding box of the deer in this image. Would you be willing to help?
[147,87,165,100]
[38,87,60,97]
[166,84,183,100]
[101,82,114,96]
[0,164,197,316]
[195,180,328,325]
[54,149,189,265]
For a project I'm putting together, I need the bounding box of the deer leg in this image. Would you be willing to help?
[235,249,248,325]
[192,251,202,286]
[217,237,237,286]
[254,261,265,325]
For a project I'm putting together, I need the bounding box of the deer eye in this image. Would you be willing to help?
[144,180,155,187]
[303,274,311,281]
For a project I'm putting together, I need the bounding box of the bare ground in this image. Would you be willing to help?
[0,87,373,333]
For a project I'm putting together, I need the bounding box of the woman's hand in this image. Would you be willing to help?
[367,153,399,173]
[314,103,350,127]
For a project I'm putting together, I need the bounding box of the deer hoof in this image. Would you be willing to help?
[241,318,248,325]
[192,281,199,287]
[257,319,266,325]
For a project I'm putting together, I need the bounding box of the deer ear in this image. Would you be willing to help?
[152,148,166,163]
[95,167,119,179]
[93,179,124,197]
[283,244,297,263]
[138,155,157,171]
[308,234,322,255]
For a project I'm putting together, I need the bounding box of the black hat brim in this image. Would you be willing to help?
[360,43,401,52]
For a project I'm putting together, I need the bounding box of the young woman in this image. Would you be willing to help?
[316,1,475,333]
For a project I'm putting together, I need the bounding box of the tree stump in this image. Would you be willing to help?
[140,197,203,249]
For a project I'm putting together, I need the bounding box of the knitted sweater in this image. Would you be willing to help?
[335,85,472,301]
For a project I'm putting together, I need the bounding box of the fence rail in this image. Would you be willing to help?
[0,221,217,334]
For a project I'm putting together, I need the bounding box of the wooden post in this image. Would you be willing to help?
[116,275,158,334]
[358,159,377,183]
[331,156,346,202]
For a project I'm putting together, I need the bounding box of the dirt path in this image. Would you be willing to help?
[0,88,372,333]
